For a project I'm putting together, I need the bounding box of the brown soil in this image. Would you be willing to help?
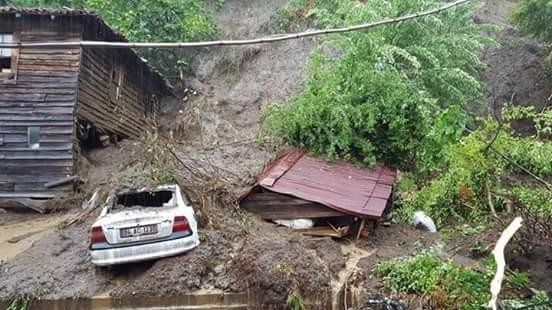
[477,0,552,116]
[510,246,552,295]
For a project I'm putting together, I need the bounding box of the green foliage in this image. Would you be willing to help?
[7,0,221,75]
[286,290,306,310]
[503,290,552,309]
[397,106,552,225]
[7,295,32,310]
[263,0,490,170]
[506,270,531,290]
[376,247,492,309]
[510,0,552,42]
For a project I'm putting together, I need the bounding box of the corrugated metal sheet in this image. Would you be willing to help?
[249,149,396,219]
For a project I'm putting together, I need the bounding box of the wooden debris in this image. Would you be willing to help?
[300,226,350,238]
[355,218,366,241]
[7,230,43,244]
[99,135,111,147]
[44,176,80,189]
[488,217,523,310]
[0,198,45,213]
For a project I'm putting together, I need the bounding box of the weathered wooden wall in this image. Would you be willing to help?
[0,16,81,198]
[0,12,170,199]
[77,47,161,138]
[241,191,345,219]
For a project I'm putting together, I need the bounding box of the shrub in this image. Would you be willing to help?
[376,248,492,309]
[510,0,552,43]
[397,107,552,226]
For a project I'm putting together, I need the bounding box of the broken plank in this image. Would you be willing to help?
[0,198,46,213]
[44,176,80,189]
[300,226,350,238]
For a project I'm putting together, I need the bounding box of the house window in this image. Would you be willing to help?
[0,33,17,82]
[28,126,40,149]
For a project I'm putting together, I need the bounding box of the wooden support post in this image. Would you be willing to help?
[355,218,366,241]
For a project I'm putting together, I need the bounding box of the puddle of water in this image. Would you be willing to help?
[0,213,73,262]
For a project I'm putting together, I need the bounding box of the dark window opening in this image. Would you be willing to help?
[0,33,15,81]
[28,126,40,149]
[77,120,122,152]
[116,190,174,208]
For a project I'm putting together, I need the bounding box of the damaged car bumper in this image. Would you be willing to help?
[90,232,200,266]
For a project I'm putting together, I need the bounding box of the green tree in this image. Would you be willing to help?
[262,0,490,171]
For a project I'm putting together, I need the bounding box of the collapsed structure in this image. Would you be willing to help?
[0,7,172,199]
[240,149,397,238]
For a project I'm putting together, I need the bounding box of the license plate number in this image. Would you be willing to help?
[120,224,158,238]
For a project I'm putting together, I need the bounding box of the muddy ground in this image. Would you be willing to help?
[477,0,552,115]
[2,0,552,307]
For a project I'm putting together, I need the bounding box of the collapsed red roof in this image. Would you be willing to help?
[245,149,397,219]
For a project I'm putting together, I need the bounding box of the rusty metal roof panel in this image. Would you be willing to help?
[255,149,396,219]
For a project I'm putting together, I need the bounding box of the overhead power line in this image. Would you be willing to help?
[0,0,471,49]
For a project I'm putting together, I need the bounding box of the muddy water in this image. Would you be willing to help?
[2,292,253,310]
[0,213,72,262]
[331,244,376,310]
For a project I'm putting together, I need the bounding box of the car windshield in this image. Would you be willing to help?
[111,190,176,212]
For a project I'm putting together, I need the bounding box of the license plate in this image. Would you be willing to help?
[120,224,158,238]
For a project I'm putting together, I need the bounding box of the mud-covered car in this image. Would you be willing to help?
[89,185,200,266]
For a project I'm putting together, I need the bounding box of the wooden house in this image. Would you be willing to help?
[0,7,173,200]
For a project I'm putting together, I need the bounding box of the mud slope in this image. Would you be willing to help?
[477,0,552,113]
[163,0,315,177]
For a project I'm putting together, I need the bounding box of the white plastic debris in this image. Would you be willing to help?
[82,190,100,210]
[273,219,314,230]
[412,211,437,233]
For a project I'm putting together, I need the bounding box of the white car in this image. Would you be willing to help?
[89,185,200,266]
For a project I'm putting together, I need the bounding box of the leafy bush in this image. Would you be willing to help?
[510,0,552,42]
[7,0,221,75]
[503,290,552,309]
[397,107,552,231]
[263,0,490,170]
[376,248,492,309]
[377,248,544,309]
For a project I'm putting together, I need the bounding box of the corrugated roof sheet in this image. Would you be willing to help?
[248,149,396,219]
[0,6,172,93]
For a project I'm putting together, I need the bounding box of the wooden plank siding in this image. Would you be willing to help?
[0,17,81,198]
[240,192,346,220]
[77,47,161,139]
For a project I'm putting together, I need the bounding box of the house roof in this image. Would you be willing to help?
[0,6,172,93]
[244,149,397,219]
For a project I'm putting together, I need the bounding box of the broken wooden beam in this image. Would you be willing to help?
[355,218,366,241]
[44,175,80,189]
[300,226,350,238]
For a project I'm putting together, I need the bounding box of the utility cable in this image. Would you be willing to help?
[0,0,472,49]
